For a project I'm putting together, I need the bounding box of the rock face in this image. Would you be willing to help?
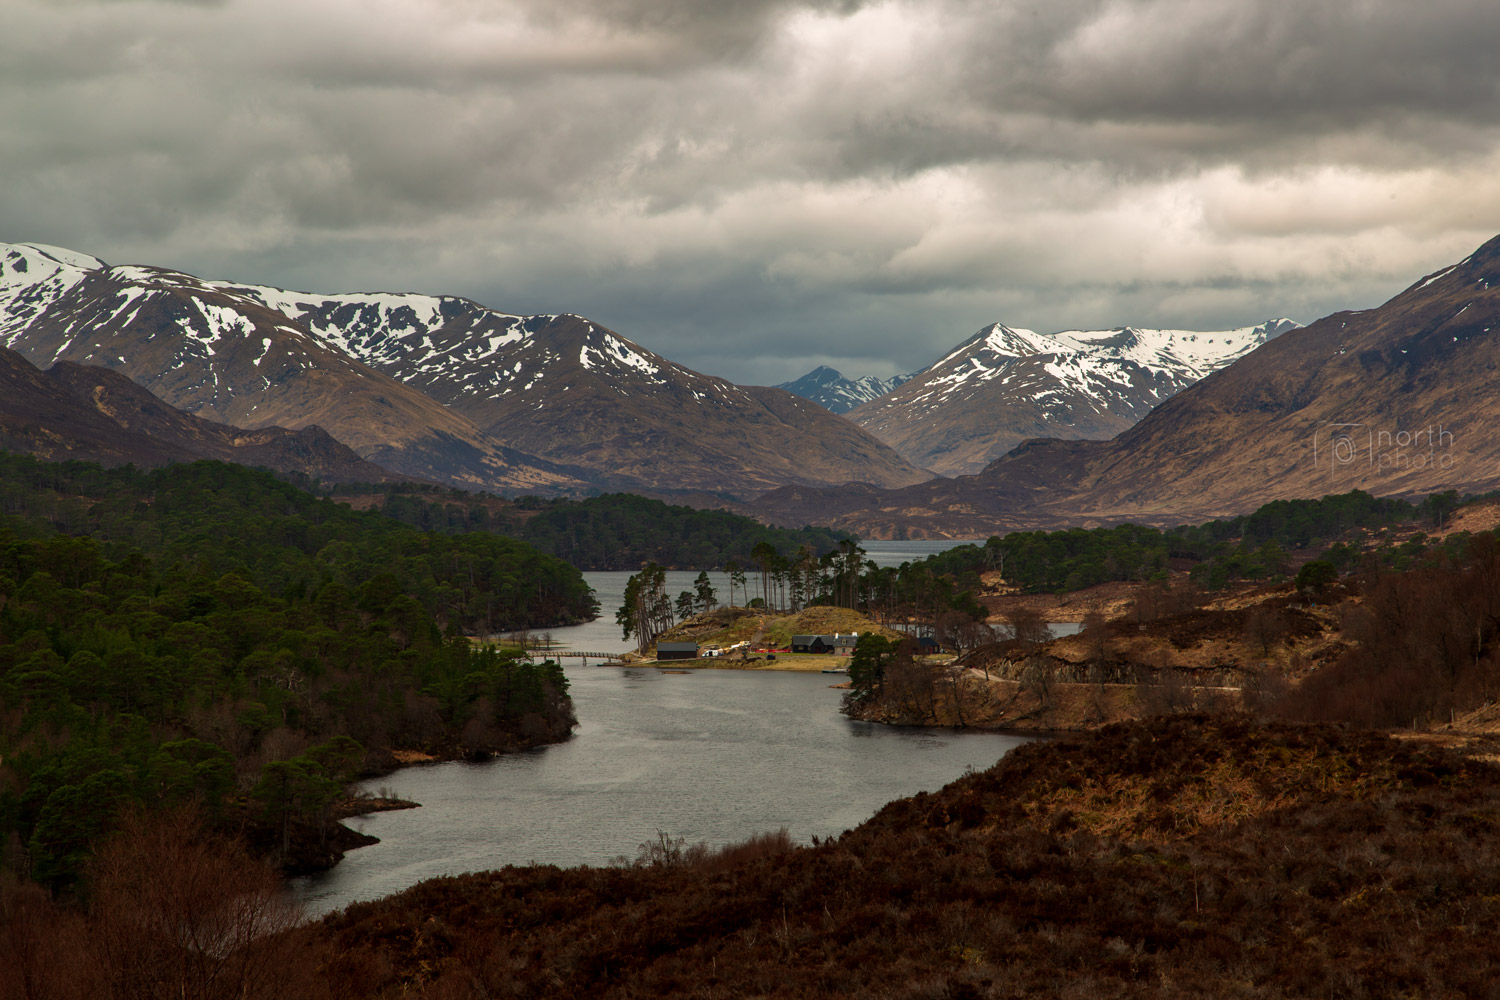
[1,243,930,498]
[0,345,397,481]
[774,366,913,413]
[849,320,1297,476]
[751,234,1500,537]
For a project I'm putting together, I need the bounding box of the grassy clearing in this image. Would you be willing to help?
[655,605,903,652]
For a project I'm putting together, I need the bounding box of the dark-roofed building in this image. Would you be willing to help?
[791,632,860,654]
[656,642,699,660]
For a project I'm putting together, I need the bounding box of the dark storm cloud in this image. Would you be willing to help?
[3,0,1499,383]
[514,0,871,61]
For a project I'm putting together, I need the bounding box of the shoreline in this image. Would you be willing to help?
[285,726,580,876]
[612,655,852,673]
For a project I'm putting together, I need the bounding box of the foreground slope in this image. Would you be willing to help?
[291,715,1500,999]
[850,320,1295,476]
[755,235,1500,536]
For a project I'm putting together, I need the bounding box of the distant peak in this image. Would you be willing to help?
[794,365,849,385]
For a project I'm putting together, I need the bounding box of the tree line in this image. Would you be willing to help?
[919,489,1469,594]
[617,540,989,652]
[366,488,851,571]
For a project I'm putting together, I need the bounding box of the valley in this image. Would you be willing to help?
[9,5,1500,996]
[4,235,1500,998]
[752,236,1500,537]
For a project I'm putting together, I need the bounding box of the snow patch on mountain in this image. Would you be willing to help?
[0,245,99,333]
[16,244,107,273]
[848,317,1300,477]
[904,319,1298,412]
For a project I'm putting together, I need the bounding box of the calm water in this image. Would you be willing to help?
[288,548,1034,916]
[861,538,985,566]
[291,662,1029,915]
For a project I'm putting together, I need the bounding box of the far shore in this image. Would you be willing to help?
[613,653,858,673]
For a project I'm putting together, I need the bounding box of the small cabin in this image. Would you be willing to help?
[656,642,700,660]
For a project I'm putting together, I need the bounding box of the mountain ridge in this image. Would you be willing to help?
[0,243,587,492]
[0,243,930,499]
[849,318,1298,476]
[750,235,1500,537]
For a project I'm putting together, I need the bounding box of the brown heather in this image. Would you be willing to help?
[10,715,1500,998]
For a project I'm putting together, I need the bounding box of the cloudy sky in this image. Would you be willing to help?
[6,0,1500,384]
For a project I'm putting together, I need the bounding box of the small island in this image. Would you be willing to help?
[627,604,902,671]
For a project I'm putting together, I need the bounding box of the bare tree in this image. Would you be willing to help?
[1019,653,1055,715]
[1001,607,1052,646]
[86,807,304,1000]
[1080,611,1109,680]
[883,645,939,723]
[1245,604,1288,657]
[943,661,969,727]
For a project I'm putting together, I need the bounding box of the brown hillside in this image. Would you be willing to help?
[426,315,933,497]
[752,234,1500,537]
[0,346,398,482]
[285,717,1500,998]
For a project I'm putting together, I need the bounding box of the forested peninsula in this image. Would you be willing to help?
[0,455,593,886]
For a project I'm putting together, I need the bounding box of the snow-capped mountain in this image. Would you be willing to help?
[0,243,582,490]
[849,319,1299,476]
[0,243,929,496]
[220,284,930,494]
[774,366,915,413]
[754,234,1500,537]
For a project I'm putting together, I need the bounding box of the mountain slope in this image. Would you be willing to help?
[849,319,1297,476]
[1046,239,1500,519]
[0,243,587,492]
[0,345,397,481]
[774,366,913,413]
[1,243,929,498]
[223,286,932,495]
[751,235,1500,537]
